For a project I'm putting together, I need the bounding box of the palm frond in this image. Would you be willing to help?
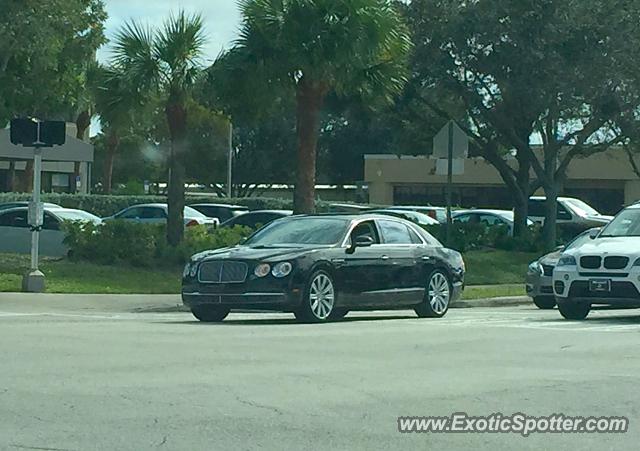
[111,20,160,92]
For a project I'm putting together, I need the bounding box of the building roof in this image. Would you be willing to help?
[0,128,93,163]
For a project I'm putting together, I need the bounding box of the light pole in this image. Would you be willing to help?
[227,121,233,198]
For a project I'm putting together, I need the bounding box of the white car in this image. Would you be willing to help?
[528,196,613,228]
[0,207,102,257]
[553,203,640,320]
[103,203,219,228]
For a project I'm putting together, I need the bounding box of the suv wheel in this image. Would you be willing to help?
[557,300,590,320]
[533,296,556,310]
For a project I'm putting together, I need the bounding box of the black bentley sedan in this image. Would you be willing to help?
[182,214,465,323]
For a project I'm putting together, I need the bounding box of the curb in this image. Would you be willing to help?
[452,296,530,309]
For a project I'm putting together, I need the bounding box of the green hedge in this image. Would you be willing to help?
[0,193,303,217]
[63,221,253,267]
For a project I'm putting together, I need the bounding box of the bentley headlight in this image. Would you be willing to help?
[272,262,293,278]
[183,263,191,278]
[254,263,271,278]
[557,255,577,267]
[189,263,199,278]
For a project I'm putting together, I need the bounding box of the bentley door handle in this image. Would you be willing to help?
[422,256,432,261]
[381,255,390,260]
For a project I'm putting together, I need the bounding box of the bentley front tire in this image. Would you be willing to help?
[191,306,230,323]
[415,270,451,318]
[295,271,336,323]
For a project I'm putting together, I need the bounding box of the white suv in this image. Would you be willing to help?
[553,203,640,320]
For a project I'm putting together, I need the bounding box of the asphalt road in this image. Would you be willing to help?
[1,295,640,450]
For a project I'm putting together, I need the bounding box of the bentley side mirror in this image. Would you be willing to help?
[347,235,374,254]
[555,245,565,251]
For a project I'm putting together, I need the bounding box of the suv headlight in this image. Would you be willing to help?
[528,261,542,274]
[272,262,293,278]
[557,255,577,267]
[633,258,640,267]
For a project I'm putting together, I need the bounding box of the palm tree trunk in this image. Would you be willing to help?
[166,101,188,246]
[22,160,34,193]
[73,110,91,194]
[6,161,16,191]
[103,131,119,194]
[294,79,326,214]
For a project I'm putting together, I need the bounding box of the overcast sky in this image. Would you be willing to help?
[97,0,242,64]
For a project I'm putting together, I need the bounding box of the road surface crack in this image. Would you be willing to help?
[10,445,74,451]
[234,395,283,415]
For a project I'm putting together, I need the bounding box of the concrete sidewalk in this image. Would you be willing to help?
[0,292,531,314]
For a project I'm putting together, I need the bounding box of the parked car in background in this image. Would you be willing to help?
[392,206,447,223]
[189,203,249,223]
[103,204,218,228]
[528,196,613,228]
[0,207,101,257]
[219,210,293,229]
[182,214,465,323]
[526,228,599,309]
[327,203,371,213]
[554,204,640,320]
[452,209,533,236]
[0,201,61,211]
[365,209,439,227]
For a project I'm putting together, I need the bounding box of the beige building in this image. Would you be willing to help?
[0,123,93,194]
[365,149,640,215]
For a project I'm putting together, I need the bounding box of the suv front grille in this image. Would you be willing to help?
[580,256,602,269]
[198,261,248,283]
[603,256,629,270]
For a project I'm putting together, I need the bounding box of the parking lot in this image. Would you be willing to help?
[1,296,639,450]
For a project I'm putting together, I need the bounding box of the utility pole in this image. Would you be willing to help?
[227,121,233,198]
[10,118,66,292]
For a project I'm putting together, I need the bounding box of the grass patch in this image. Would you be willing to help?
[463,249,540,285]
[0,253,180,294]
[462,284,525,300]
[0,249,541,296]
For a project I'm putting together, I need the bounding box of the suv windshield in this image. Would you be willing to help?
[245,218,349,246]
[599,209,640,237]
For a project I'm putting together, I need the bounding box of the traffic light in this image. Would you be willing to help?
[39,121,66,146]
[9,118,66,147]
[10,118,38,146]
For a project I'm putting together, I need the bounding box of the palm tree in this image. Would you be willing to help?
[112,12,206,245]
[92,65,139,193]
[232,0,412,213]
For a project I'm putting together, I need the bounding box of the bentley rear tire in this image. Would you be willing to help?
[415,270,452,318]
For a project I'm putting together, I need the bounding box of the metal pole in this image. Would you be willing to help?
[227,121,233,198]
[30,148,42,271]
[445,121,454,245]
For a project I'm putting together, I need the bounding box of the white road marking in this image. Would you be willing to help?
[0,308,639,332]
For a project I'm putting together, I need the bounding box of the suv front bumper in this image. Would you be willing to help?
[553,267,640,306]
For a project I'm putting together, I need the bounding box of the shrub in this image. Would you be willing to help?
[63,221,253,267]
[0,193,342,217]
[424,222,544,253]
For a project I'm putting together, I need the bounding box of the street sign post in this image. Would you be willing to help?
[433,121,469,246]
[10,118,66,293]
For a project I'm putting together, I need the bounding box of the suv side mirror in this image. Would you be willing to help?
[588,229,600,239]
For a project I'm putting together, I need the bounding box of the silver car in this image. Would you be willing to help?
[104,203,219,228]
[526,228,599,309]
